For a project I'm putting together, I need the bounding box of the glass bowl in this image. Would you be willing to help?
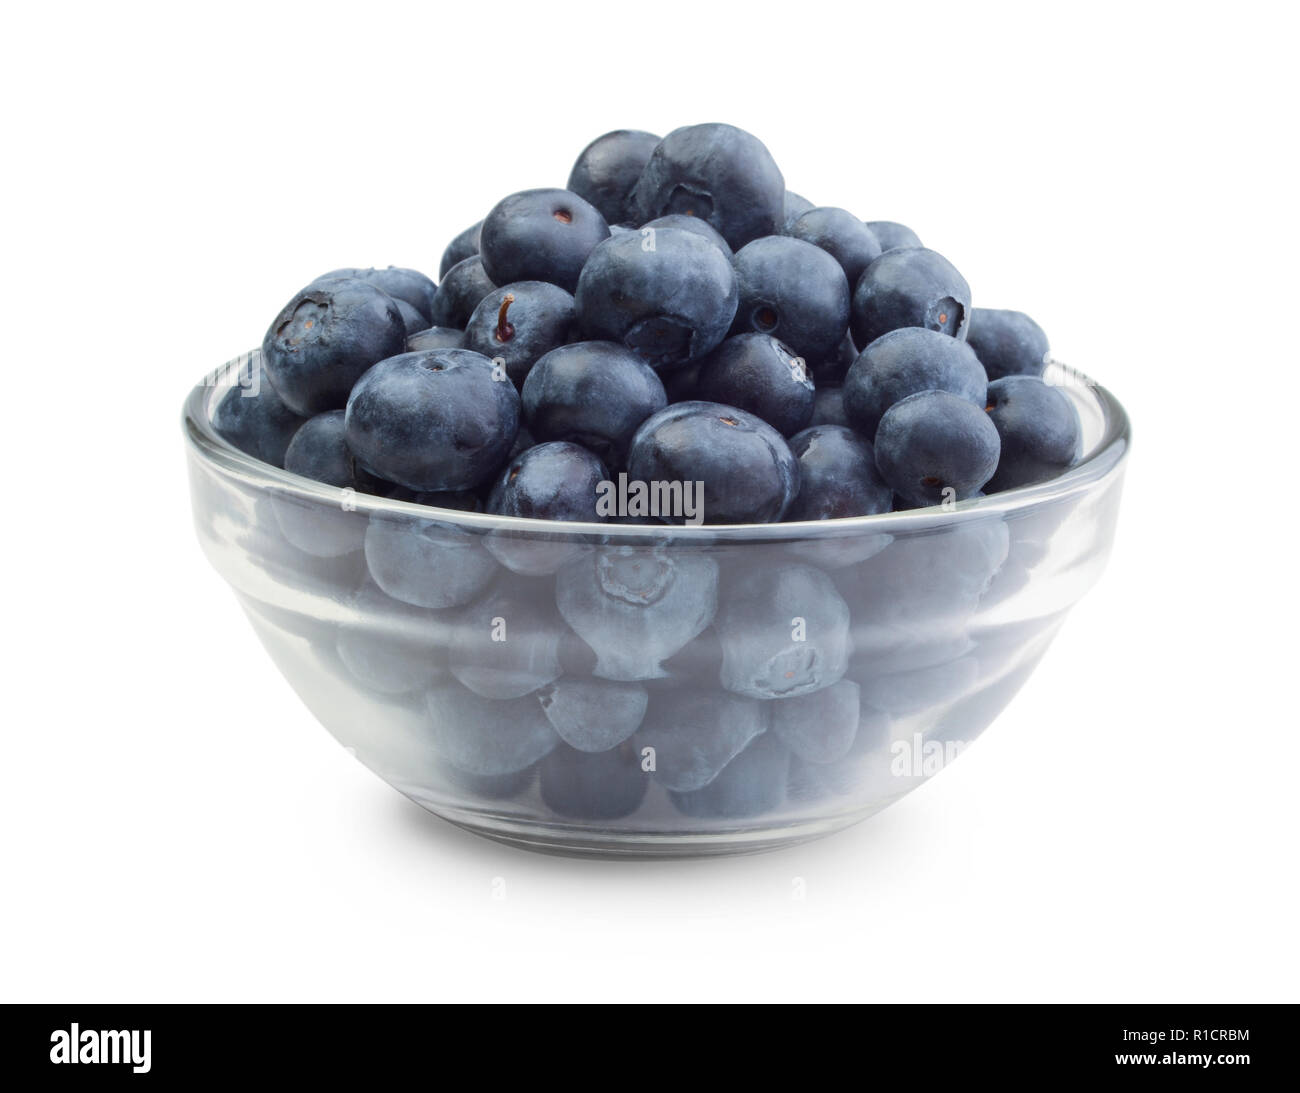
[183,351,1129,857]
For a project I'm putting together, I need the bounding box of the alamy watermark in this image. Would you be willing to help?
[201,350,260,397]
[595,473,705,525]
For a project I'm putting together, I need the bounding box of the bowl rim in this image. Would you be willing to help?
[183,349,1130,542]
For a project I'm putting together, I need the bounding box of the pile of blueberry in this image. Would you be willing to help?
[216,122,1082,524]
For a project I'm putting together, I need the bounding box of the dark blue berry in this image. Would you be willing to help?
[715,563,851,699]
[771,679,860,763]
[429,256,495,329]
[405,326,466,352]
[866,220,922,251]
[850,247,971,349]
[316,266,437,324]
[277,410,383,555]
[556,546,718,681]
[843,326,988,439]
[538,679,648,752]
[479,188,609,293]
[874,389,1001,508]
[730,235,850,364]
[335,579,446,696]
[786,425,893,520]
[262,279,406,415]
[464,281,575,387]
[966,308,1050,381]
[694,333,815,437]
[539,742,648,820]
[809,330,858,385]
[212,365,306,467]
[627,401,800,524]
[788,207,883,289]
[446,583,564,699]
[640,214,731,257]
[487,441,608,522]
[575,227,737,371]
[668,732,789,819]
[809,385,850,428]
[439,221,482,279]
[630,123,785,249]
[424,681,559,775]
[521,340,667,467]
[984,375,1081,491]
[567,129,661,225]
[636,689,769,792]
[364,507,497,609]
[344,348,519,492]
[782,190,815,230]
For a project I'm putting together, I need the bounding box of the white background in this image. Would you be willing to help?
[2,0,1297,1002]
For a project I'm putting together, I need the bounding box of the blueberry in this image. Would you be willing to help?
[729,235,850,364]
[537,679,648,752]
[464,281,575,387]
[786,706,892,800]
[640,214,732,257]
[487,441,608,521]
[391,296,430,336]
[345,348,519,492]
[635,689,769,792]
[499,419,532,456]
[661,361,701,403]
[786,425,893,520]
[809,385,850,428]
[567,129,661,225]
[482,442,600,577]
[212,365,306,468]
[694,333,815,437]
[262,279,406,415]
[668,731,789,819]
[850,247,971,349]
[424,680,559,775]
[860,655,980,717]
[843,326,988,439]
[429,256,495,329]
[874,390,1001,508]
[432,759,536,803]
[715,563,851,698]
[446,583,564,699]
[521,341,667,467]
[831,518,1009,657]
[788,207,883,290]
[479,188,609,293]
[809,330,858,385]
[984,375,1081,492]
[782,190,815,231]
[539,742,648,821]
[316,266,438,324]
[771,679,860,763]
[439,221,482,279]
[866,220,923,251]
[575,227,738,371]
[335,579,447,696]
[966,308,1050,381]
[364,507,497,610]
[626,401,800,524]
[283,410,386,492]
[277,411,386,555]
[405,325,466,352]
[556,545,719,680]
[630,123,785,249]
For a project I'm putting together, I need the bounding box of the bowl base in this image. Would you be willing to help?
[410,798,881,859]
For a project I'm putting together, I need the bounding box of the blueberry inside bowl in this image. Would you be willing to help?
[184,350,1128,857]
